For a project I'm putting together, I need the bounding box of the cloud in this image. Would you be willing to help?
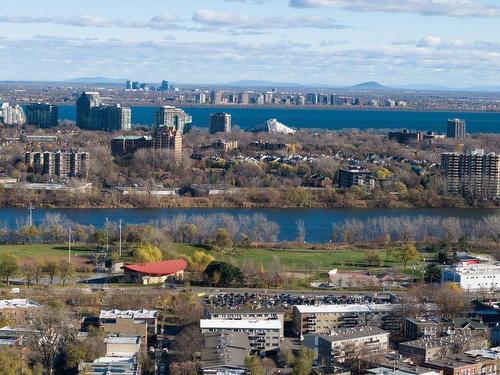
[0,34,498,87]
[192,9,347,29]
[0,13,186,30]
[289,0,500,17]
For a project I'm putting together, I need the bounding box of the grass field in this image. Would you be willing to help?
[0,243,415,275]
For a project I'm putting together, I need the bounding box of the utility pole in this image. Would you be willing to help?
[105,218,109,254]
[119,219,122,258]
[68,226,72,263]
[28,204,34,227]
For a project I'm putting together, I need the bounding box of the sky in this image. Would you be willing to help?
[0,0,499,87]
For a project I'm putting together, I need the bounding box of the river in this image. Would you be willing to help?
[3,207,498,243]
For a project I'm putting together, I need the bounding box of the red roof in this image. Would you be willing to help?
[123,259,187,276]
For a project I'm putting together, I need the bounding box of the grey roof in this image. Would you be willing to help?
[400,332,486,349]
[318,326,389,342]
[201,330,250,370]
[207,306,285,315]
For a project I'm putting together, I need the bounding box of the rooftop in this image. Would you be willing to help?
[400,332,486,349]
[99,309,157,320]
[104,336,141,345]
[207,306,285,314]
[123,258,187,276]
[318,326,389,342]
[294,303,397,314]
[200,319,281,330]
[0,299,40,309]
[201,330,250,370]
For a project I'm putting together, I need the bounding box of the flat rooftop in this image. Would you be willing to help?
[318,326,389,342]
[0,299,40,309]
[294,304,396,314]
[207,306,285,314]
[104,336,141,345]
[99,309,157,320]
[200,319,281,330]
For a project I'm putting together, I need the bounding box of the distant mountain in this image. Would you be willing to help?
[65,76,126,84]
[224,79,303,87]
[348,81,390,90]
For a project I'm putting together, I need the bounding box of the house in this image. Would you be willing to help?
[122,259,187,285]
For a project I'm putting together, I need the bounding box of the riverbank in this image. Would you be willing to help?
[0,187,497,210]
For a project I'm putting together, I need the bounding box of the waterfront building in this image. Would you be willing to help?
[160,80,170,91]
[209,112,232,134]
[249,118,296,134]
[389,130,424,144]
[447,118,466,139]
[338,167,375,190]
[0,103,25,125]
[153,105,192,133]
[25,103,58,128]
[200,319,281,353]
[441,149,500,199]
[306,93,318,105]
[210,90,222,105]
[25,150,89,178]
[196,92,207,104]
[238,92,249,105]
[76,92,131,131]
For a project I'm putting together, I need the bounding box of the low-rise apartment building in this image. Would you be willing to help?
[293,304,400,336]
[399,332,489,363]
[0,299,40,324]
[201,330,250,375]
[317,326,390,366]
[206,307,285,338]
[404,317,488,341]
[338,167,375,190]
[200,319,281,353]
[99,309,157,347]
[425,347,500,375]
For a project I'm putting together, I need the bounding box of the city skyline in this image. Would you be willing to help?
[0,0,499,87]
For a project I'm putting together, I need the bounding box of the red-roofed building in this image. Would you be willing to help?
[123,259,187,285]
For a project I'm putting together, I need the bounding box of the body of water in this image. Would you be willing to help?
[57,106,500,133]
[3,207,499,243]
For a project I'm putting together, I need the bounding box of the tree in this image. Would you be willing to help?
[169,361,199,375]
[397,243,419,268]
[296,220,306,245]
[58,261,75,287]
[0,347,33,375]
[375,167,392,180]
[433,284,466,318]
[134,243,163,263]
[424,264,441,283]
[186,251,215,272]
[214,228,233,252]
[65,328,106,371]
[33,261,44,285]
[43,261,59,285]
[203,261,242,287]
[292,348,315,375]
[0,253,19,284]
[245,356,264,375]
[21,263,36,288]
[26,306,74,375]
[364,250,381,267]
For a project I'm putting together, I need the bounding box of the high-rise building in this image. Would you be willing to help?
[238,92,249,105]
[196,92,206,104]
[0,103,26,125]
[76,92,102,129]
[210,90,222,105]
[447,118,466,139]
[25,103,59,128]
[25,150,89,179]
[76,92,131,131]
[160,80,170,91]
[153,106,192,134]
[441,149,500,199]
[152,126,183,160]
[209,112,231,134]
[125,80,132,90]
[306,93,318,105]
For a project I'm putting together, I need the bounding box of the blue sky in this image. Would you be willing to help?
[0,0,499,87]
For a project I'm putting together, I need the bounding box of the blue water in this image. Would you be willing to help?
[3,207,498,243]
[57,105,500,133]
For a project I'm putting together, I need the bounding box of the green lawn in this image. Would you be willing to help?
[0,242,418,275]
[170,243,406,272]
[0,243,94,260]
